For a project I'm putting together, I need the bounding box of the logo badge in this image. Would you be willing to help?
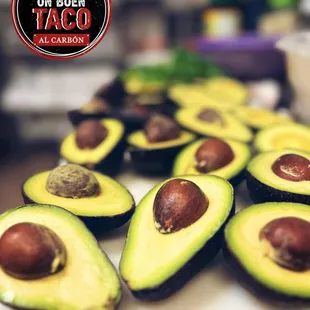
[12,0,111,60]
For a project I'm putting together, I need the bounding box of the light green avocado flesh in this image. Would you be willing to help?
[254,123,310,153]
[173,138,251,179]
[120,175,234,291]
[175,108,253,143]
[23,172,134,217]
[60,119,124,164]
[225,202,310,298]
[127,130,196,149]
[248,149,310,195]
[0,205,121,310]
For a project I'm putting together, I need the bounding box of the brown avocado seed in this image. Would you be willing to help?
[272,154,310,182]
[0,222,67,279]
[46,164,100,199]
[144,114,181,143]
[153,179,208,234]
[75,120,108,150]
[195,139,234,173]
[197,109,225,126]
[260,217,310,271]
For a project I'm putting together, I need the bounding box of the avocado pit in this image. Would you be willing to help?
[75,120,108,150]
[144,114,181,143]
[260,217,310,271]
[272,154,310,182]
[195,138,235,173]
[153,179,208,234]
[0,222,66,280]
[197,109,225,127]
[46,164,100,199]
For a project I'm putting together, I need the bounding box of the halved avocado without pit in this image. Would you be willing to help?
[120,175,234,300]
[0,204,121,310]
[254,123,310,153]
[175,107,253,143]
[224,202,310,302]
[22,164,135,233]
[173,138,251,187]
[246,149,310,205]
[61,118,126,176]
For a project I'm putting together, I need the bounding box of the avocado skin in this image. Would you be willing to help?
[129,145,189,176]
[223,241,309,305]
[246,171,310,205]
[22,190,135,234]
[126,202,235,301]
[61,134,126,177]
[229,170,247,188]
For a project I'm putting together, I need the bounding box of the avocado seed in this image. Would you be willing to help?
[0,222,66,279]
[260,217,310,271]
[272,154,310,182]
[144,114,181,143]
[46,164,100,199]
[195,139,234,173]
[153,179,208,234]
[197,109,225,126]
[75,120,108,150]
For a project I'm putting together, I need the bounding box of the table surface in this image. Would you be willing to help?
[1,169,309,310]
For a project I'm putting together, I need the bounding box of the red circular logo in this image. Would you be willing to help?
[11,0,112,60]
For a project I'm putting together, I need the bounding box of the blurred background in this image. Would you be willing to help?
[0,0,307,209]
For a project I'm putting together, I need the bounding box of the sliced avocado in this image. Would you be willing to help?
[203,77,248,107]
[127,130,196,175]
[175,107,253,143]
[234,106,293,131]
[0,204,121,309]
[173,138,251,187]
[224,202,310,301]
[120,175,234,300]
[246,149,310,205]
[61,118,126,176]
[22,165,135,232]
[254,123,310,153]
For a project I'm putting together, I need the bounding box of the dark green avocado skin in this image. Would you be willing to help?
[129,144,190,176]
[62,133,126,177]
[22,190,135,234]
[246,172,310,205]
[223,241,310,305]
[126,202,235,301]
[229,170,247,188]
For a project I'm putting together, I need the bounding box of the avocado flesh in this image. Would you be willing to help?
[247,149,310,195]
[255,124,310,153]
[175,108,253,143]
[234,107,292,130]
[127,130,196,149]
[23,171,134,217]
[0,205,121,310]
[225,202,310,299]
[124,78,165,95]
[61,119,124,165]
[120,175,233,292]
[173,138,251,180]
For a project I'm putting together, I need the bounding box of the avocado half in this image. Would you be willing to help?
[234,106,293,132]
[22,170,135,232]
[175,107,253,143]
[254,123,310,153]
[120,175,234,300]
[224,202,310,302]
[173,138,251,187]
[246,149,310,205]
[127,130,196,175]
[0,204,121,310]
[61,118,126,176]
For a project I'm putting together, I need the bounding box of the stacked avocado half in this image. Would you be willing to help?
[3,65,310,310]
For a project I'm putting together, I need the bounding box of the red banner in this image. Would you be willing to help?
[33,34,90,46]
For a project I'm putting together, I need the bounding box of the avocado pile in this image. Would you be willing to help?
[2,54,310,309]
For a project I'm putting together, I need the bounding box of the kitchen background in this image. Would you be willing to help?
[0,0,307,209]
